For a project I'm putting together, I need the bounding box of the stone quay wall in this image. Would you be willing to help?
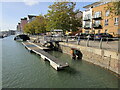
[58,42,120,75]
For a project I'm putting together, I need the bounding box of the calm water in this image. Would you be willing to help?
[2,36,120,88]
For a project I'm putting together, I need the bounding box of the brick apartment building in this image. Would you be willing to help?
[17,23,21,31]
[17,17,28,32]
[17,15,37,32]
[82,2,119,37]
[28,15,36,23]
[20,17,28,32]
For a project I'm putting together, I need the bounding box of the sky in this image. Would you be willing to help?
[0,1,96,31]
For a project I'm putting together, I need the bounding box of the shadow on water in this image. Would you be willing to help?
[30,50,79,75]
[59,67,79,75]
[47,51,63,58]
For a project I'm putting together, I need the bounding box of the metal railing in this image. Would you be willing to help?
[30,35,119,52]
[64,36,119,52]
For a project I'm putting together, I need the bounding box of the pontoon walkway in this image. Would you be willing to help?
[22,41,69,70]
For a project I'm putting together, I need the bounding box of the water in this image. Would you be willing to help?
[2,36,120,88]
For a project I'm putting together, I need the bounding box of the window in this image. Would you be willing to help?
[92,30,95,34]
[94,11,101,18]
[98,30,100,34]
[105,29,108,33]
[114,17,119,25]
[84,14,91,20]
[94,20,101,26]
[85,30,89,34]
[84,22,90,27]
[105,10,110,16]
[118,29,120,34]
[105,19,108,26]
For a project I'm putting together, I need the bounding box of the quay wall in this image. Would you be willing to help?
[58,42,120,75]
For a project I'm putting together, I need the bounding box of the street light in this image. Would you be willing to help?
[70,17,72,32]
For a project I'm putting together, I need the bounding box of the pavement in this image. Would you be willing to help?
[30,35,119,52]
[65,39,119,52]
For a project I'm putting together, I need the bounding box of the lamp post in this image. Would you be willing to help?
[70,17,72,32]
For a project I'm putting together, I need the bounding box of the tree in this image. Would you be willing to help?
[45,2,82,33]
[106,1,120,53]
[24,22,35,34]
[24,15,46,34]
[106,2,120,16]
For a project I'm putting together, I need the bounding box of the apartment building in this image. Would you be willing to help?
[20,17,28,32]
[17,23,21,31]
[82,2,119,37]
[16,15,37,33]
[28,15,37,23]
[82,8,92,34]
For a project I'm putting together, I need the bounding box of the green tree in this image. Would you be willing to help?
[106,1,120,52]
[24,22,35,34]
[45,2,82,33]
[106,2,120,15]
[24,15,46,34]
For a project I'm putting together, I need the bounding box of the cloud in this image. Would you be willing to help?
[23,0,39,6]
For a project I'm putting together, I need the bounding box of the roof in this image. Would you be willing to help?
[28,15,37,19]
[83,2,102,9]
[21,17,27,20]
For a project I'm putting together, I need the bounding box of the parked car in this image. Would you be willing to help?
[94,33,113,40]
[52,34,64,37]
[75,33,89,39]
[85,34,95,40]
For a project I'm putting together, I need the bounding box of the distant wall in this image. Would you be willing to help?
[59,42,120,75]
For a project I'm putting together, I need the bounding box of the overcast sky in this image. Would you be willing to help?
[0,0,98,31]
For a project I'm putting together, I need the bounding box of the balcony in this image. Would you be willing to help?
[93,24,102,29]
[83,17,91,21]
[84,25,91,29]
[93,15,102,20]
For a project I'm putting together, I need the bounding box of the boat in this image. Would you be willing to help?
[14,34,30,41]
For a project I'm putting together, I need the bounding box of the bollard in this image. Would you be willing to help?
[86,37,90,47]
[99,38,103,49]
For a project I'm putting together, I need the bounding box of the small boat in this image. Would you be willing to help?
[0,35,4,38]
[14,34,30,41]
[3,34,8,37]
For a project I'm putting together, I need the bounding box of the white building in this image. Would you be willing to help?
[82,8,92,34]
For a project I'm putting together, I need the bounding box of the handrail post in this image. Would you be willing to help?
[50,36,52,41]
[118,38,120,53]
[106,37,108,44]
[86,37,89,47]
[94,34,95,42]
[77,36,80,45]
[66,35,68,43]
[99,38,103,49]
